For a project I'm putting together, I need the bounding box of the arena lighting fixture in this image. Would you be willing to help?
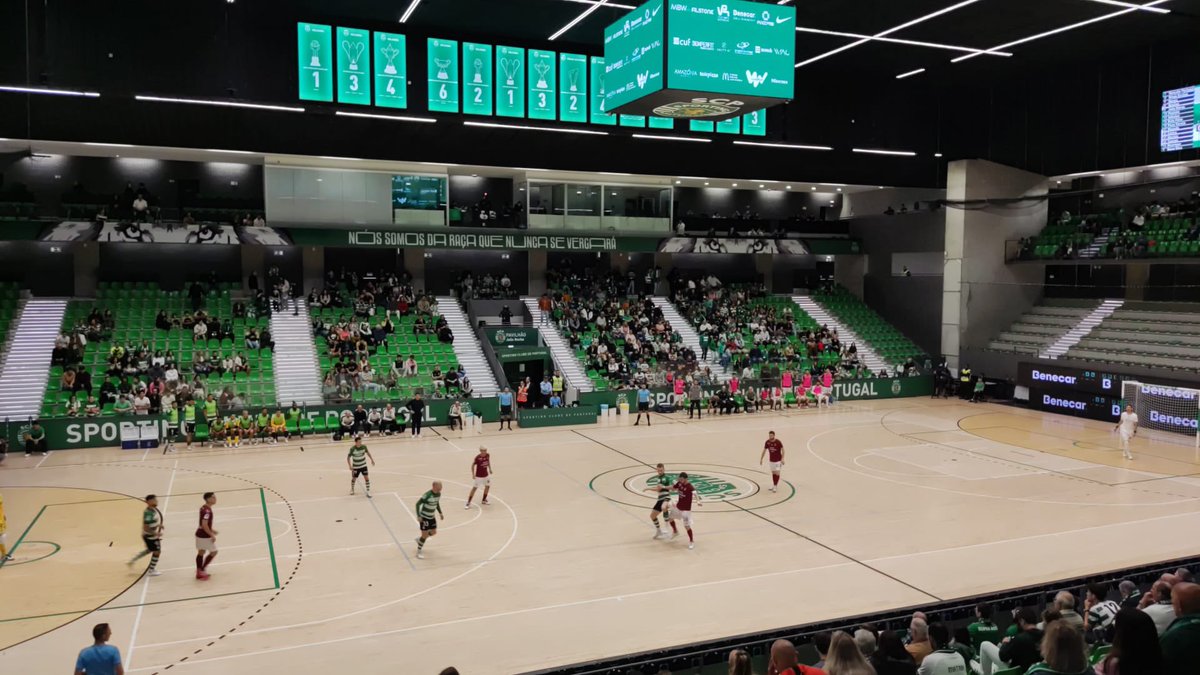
[0,85,100,97]
[631,134,711,142]
[83,142,133,148]
[465,121,609,135]
[896,68,926,80]
[852,148,917,156]
[550,0,609,40]
[733,140,833,151]
[1085,0,1170,13]
[599,171,633,175]
[335,110,436,123]
[934,152,944,157]
[810,186,817,190]
[794,27,1011,57]
[135,95,304,112]
[318,155,363,161]
[951,0,1170,63]
[1064,169,1103,177]
[205,148,255,155]
[399,0,422,23]
[561,0,635,9]
[795,0,984,68]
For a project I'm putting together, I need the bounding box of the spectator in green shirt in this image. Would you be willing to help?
[968,603,1001,651]
[113,396,134,416]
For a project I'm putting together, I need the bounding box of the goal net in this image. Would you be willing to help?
[1120,380,1200,447]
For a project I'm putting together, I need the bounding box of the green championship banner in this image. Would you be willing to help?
[286,228,663,252]
[484,327,539,346]
[517,405,598,428]
[13,396,501,451]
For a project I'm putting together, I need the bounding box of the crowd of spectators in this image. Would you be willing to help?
[454,270,518,300]
[710,573,1199,675]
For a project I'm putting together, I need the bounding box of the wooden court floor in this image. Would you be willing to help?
[2,398,1200,674]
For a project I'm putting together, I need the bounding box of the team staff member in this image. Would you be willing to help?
[23,421,47,457]
[407,393,426,438]
[687,381,703,419]
[551,371,564,403]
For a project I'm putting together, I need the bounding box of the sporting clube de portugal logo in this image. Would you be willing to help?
[653,97,745,118]
[622,469,757,503]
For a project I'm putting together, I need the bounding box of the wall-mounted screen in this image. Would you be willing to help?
[1161,84,1199,152]
[373,32,407,109]
[427,38,460,113]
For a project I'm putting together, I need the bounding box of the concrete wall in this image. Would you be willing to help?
[841,187,947,219]
[944,160,1048,368]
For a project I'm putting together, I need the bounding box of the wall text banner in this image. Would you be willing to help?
[286,229,663,252]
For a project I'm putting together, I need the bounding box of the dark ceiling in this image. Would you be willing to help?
[304,0,1200,83]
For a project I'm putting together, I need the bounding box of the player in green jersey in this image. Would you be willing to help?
[643,463,673,540]
[127,494,164,576]
[347,435,375,497]
[414,481,443,559]
[255,409,271,444]
[182,400,198,448]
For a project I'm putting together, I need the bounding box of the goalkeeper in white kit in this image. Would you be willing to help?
[1115,404,1139,460]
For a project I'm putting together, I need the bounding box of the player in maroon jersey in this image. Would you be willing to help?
[665,472,701,550]
[758,430,785,493]
[464,446,492,509]
[194,492,218,580]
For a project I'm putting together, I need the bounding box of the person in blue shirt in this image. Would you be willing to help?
[75,623,123,675]
[548,393,562,408]
[634,385,652,426]
[539,377,553,408]
[497,387,515,431]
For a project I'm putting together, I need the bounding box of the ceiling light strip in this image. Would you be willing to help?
[399,0,423,23]
[0,85,100,97]
[135,95,304,112]
[560,0,635,9]
[852,148,917,156]
[733,140,833,151]
[465,121,609,135]
[631,134,712,143]
[896,68,926,79]
[952,0,1170,63]
[336,110,437,123]
[550,0,609,40]
[796,0,983,68]
[1085,0,1169,13]
[794,26,1010,56]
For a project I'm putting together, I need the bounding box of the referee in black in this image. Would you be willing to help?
[688,381,703,419]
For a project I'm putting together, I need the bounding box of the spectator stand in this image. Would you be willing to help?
[813,285,926,371]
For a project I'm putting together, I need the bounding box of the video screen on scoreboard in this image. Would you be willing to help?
[1161,84,1200,152]
[665,0,795,100]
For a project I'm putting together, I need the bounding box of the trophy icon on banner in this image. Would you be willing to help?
[500,58,519,86]
[434,57,452,80]
[309,40,322,67]
[381,44,400,75]
[533,60,550,89]
[567,66,580,92]
[472,58,484,84]
[341,40,365,71]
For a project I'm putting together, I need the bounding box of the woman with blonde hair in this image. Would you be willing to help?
[1026,621,1090,675]
[728,647,755,675]
[825,631,877,675]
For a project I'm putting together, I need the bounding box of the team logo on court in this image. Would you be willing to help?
[623,471,756,502]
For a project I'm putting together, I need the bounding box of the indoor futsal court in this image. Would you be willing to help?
[3,398,1200,674]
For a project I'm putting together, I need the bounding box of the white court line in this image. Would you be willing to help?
[128,560,860,671]
[34,454,49,469]
[138,472,519,651]
[126,458,177,670]
[392,492,420,526]
[806,423,1200,508]
[855,448,1050,481]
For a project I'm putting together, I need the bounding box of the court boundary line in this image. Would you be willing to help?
[259,488,281,588]
[0,540,60,567]
[0,587,277,625]
[369,492,417,571]
[573,428,944,603]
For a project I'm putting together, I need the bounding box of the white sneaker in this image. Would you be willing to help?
[416,551,424,559]
[148,569,162,577]
[688,542,695,550]
[481,500,490,506]
[769,487,777,493]
[465,503,472,510]
[670,531,679,539]
[366,492,372,499]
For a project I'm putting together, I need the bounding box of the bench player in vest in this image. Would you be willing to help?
[347,435,375,498]
[1114,404,1139,460]
[127,494,164,576]
[0,492,12,562]
[664,472,701,550]
[194,492,218,580]
[643,463,672,539]
[759,431,785,493]
[164,403,181,454]
[465,446,492,509]
[413,481,443,560]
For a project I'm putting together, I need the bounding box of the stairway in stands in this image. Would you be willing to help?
[1039,298,1124,359]
[521,297,593,393]
[269,299,324,406]
[436,296,500,397]
[1078,227,1115,259]
[0,299,68,421]
[791,295,888,372]
[651,296,729,381]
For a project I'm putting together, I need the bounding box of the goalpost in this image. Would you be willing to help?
[1120,380,1200,448]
